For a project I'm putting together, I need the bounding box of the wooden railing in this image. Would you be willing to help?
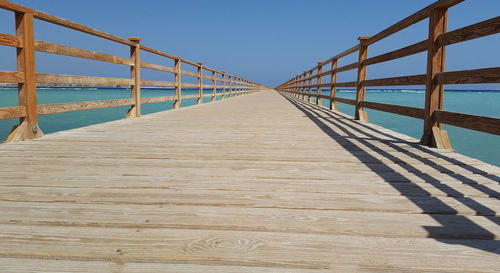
[276,0,500,149]
[0,0,263,142]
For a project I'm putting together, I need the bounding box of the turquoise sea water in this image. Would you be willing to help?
[1,87,499,166]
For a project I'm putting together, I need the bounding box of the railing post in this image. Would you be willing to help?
[237,77,240,96]
[316,62,322,106]
[330,59,338,111]
[421,7,451,149]
[173,59,181,109]
[127,37,141,118]
[211,71,216,102]
[301,72,306,100]
[7,11,42,142]
[197,62,203,105]
[308,71,313,103]
[229,75,233,98]
[221,71,226,100]
[355,36,370,121]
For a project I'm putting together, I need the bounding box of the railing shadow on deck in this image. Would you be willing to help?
[279,92,500,254]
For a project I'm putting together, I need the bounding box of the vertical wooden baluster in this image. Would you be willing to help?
[295,76,298,97]
[330,59,338,111]
[126,37,141,118]
[308,71,313,103]
[301,73,306,100]
[7,11,42,142]
[221,71,226,100]
[197,62,203,105]
[173,59,181,109]
[355,36,370,121]
[236,77,240,96]
[421,7,451,149]
[229,75,233,98]
[317,63,322,106]
[211,71,216,102]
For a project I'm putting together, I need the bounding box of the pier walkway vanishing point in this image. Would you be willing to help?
[1,0,500,271]
[1,90,500,272]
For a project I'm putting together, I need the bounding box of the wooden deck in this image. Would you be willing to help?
[0,89,499,272]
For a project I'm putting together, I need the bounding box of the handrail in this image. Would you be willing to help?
[0,0,264,142]
[276,0,500,150]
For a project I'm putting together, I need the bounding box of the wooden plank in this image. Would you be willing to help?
[322,44,360,68]
[435,67,500,84]
[140,62,175,73]
[181,70,198,77]
[0,224,498,271]
[36,73,133,86]
[318,69,332,77]
[0,106,26,120]
[332,96,356,105]
[361,74,426,86]
[0,32,23,47]
[437,16,500,47]
[434,110,500,136]
[360,101,425,119]
[335,62,358,73]
[0,71,24,83]
[140,95,176,104]
[0,1,135,46]
[0,258,329,273]
[141,80,176,87]
[333,81,356,87]
[37,99,133,115]
[0,202,498,239]
[366,0,464,46]
[364,40,427,66]
[34,40,133,66]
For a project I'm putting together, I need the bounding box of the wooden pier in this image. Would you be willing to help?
[0,0,500,271]
[0,90,499,272]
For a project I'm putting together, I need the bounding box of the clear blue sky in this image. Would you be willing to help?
[0,0,499,88]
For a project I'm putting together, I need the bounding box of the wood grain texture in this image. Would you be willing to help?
[0,90,499,272]
[37,99,133,115]
[140,95,176,104]
[141,80,176,87]
[435,67,500,84]
[36,73,133,86]
[0,106,26,120]
[140,62,175,73]
[34,40,133,66]
[0,71,24,83]
[0,32,22,47]
[422,7,449,148]
[355,37,369,121]
[363,40,427,66]
[366,0,464,46]
[360,101,425,119]
[434,110,500,136]
[437,16,500,47]
[362,74,426,86]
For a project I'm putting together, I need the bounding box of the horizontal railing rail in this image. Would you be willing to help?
[0,0,264,142]
[276,0,500,149]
